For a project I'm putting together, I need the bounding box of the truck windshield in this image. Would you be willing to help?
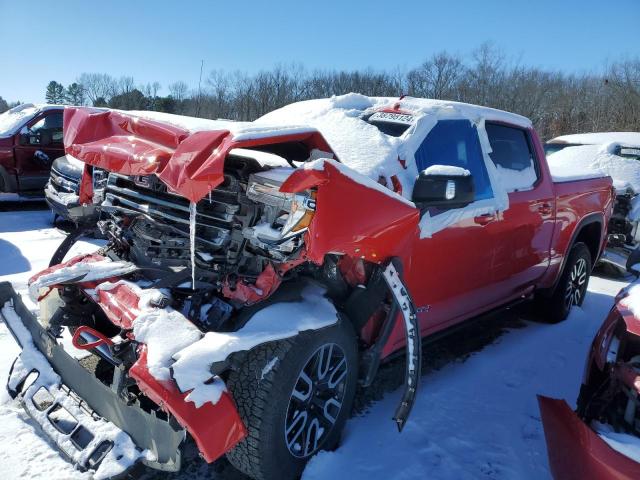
[0,105,39,137]
[617,146,640,160]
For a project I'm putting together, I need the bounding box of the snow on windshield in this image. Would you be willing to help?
[0,104,39,137]
[547,143,639,191]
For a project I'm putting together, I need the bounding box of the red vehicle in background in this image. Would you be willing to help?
[0,95,614,480]
[540,278,640,480]
[0,104,65,196]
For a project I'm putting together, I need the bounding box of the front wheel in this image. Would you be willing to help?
[226,320,358,480]
[542,241,592,323]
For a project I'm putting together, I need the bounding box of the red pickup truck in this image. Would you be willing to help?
[0,95,614,480]
[0,104,65,196]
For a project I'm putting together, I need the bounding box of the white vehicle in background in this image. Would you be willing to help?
[545,132,640,272]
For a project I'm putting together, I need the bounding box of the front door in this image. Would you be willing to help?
[404,119,506,339]
[13,110,64,192]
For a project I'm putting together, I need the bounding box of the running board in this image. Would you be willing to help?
[381,259,421,432]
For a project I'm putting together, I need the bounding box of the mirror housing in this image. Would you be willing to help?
[412,166,475,209]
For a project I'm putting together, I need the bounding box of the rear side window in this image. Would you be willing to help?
[415,119,493,201]
[485,123,538,191]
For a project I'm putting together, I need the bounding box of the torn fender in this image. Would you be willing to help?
[130,349,246,463]
[280,160,420,265]
[64,107,334,203]
[538,396,640,480]
[588,303,640,377]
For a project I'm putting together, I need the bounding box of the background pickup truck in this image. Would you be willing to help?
[0,103,65,196]
[545,132,640,273]
[0,95,614,480]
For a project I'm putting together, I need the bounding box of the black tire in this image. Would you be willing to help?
[542,242,592,323]
[225,320,358,480]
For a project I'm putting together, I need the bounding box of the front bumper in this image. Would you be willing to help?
[600,238,640,274]
[44,182,97,224]
[538,396,640,480]
[0,282,185,478]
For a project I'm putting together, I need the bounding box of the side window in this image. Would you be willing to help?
[485,123,538,192]
[20,112,64,146]
[415,119,493,201]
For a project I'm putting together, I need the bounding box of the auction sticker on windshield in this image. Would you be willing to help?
[369,111,415,125]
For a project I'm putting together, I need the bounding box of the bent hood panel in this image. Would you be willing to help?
[63,107,334,203]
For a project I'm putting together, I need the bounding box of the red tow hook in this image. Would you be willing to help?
[71,325,114,350]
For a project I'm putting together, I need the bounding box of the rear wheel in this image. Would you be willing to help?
[541,242,592,323]
[226,321,358,480]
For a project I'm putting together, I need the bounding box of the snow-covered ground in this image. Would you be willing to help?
[0,205,631,479]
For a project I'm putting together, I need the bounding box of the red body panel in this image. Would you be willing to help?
[281,161,420,265]
[130,350,246,463]
[0,136,16,189]
[538,396,640,480]
[95,281,142,329]
[538,177,613,289]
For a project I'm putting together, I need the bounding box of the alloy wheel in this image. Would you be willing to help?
[284,343,348,458]
[564,257,588,309]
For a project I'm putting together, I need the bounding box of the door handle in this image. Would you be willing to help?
[538,203,553,215]
[474,213,496,226]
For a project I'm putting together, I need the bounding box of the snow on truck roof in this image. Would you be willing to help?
[254,94,531,177]
[129,94,531,182]
[549,132,640,147]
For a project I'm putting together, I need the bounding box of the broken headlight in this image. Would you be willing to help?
[246,169,316,242]
[92,168,108,204]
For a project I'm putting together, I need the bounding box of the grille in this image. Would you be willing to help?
[103,173,242,250]
[50,165,79,194]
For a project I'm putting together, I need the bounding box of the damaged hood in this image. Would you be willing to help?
[63,107,334,203]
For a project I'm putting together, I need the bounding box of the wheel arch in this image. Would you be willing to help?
[551,212,604,293]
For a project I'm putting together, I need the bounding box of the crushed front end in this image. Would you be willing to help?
[2,107,422,478]
[540,285,640,479]
[1,152,317,475]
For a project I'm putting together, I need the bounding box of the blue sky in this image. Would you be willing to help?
[1,0,638,104]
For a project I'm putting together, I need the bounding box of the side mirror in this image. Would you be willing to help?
[412,165,475,209]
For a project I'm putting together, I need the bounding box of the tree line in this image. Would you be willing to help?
[2,44,639,140]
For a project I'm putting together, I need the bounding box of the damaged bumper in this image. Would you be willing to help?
[44,182,97,225]
[0,281,244,477]
[600,234,640,274]
[538,396,640,480]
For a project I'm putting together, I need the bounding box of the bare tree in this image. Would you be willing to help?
[77,73,118,105]
[65,49,640,140]
[407,52,464,99]
[169,81,189,102]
